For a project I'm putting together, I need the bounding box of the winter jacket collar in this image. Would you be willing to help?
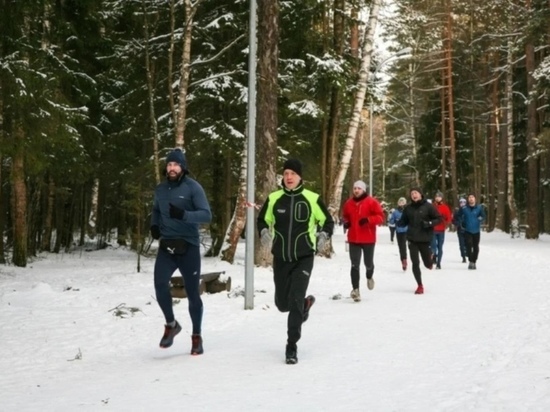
[166,174,185,187]
[282,181,304,195]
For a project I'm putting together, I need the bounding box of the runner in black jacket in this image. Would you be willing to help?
[397,187,441,294]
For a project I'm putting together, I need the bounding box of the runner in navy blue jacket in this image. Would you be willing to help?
[389,197,409,271]
[458,193,485,270]
[150,148,212,354]
[451,198,468,263]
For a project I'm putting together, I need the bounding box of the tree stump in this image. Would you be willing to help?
[170,271,230,298]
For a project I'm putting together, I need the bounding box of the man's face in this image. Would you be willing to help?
[283,169,300,190]
[166,162,183,181]
[353,186,365,196]
[410,190,422,201]
[468,195,476,205]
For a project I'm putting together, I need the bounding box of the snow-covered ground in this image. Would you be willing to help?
[1,229,549,411]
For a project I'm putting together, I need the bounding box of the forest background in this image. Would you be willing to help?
[1,0,549,267]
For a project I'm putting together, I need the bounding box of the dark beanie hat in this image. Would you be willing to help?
[166,148,188,171]
[283,158,303,177]
[410,187,423,196]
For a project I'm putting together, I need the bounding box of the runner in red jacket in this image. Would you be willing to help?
[341,181,385,302]
[431,191,452,269]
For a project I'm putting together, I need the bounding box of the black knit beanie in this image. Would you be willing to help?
[166,148,188,171]
[283,159,303,177]
[410,187,423,197]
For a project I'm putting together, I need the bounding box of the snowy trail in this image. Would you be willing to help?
[1,230,550,411]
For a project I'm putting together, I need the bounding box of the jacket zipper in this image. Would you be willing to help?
[287,194,295,261]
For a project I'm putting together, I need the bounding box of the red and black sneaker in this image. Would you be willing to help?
[191,334,204,355]
[414,285,424,295]
[159,321,182,348]
[302,295,316,322]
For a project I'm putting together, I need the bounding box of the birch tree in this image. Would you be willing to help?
[328,0,381,216]
[172,0,203,148]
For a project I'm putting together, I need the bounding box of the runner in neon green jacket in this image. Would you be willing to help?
[256,159,333,364]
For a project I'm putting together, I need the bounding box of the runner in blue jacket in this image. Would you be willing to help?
[458,194,485,270]
[150,148,212,354]
[389,197,408,271]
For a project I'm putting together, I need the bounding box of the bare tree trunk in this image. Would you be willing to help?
[328,0,381,216]
[325,0,345,201]
[495,46,515,232]
[53,190,66,254]
[471,99,478,193]
[142,0,161,184]
[445,0,457,204]
[350,4,361,186]
[174,0,201,148]
[320,95,329,199]
[41,176,55,251]
[167,0,177,133]
[0,90,5,263]
[486,67,498,231]
[254,0,279,266]
[496,107,507,231]
[352,123,363,184]
[505,43,517,227]
[524,14,539,239]
[409,62,420,185]
[220,148,247,263]
[88,178,99,239]
[440,65,447,193]
[11,123,27,267]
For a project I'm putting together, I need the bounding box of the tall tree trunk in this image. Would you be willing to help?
[53,189,66,254]
[88,178,99,239]
[443,0,457,203]
[41,176,54,251]
[0,153,4,264]
[174,0,201,148]
[495,51,510,232]
[254,0,278,266]
[167,0,177,131]
[142,0,161,184]
[440,66,447,193]
[486,65,498,231]
[328,0,381,217]
[320,3,330,198]
[325,0,345,201]
[220,148,247,263]
[0,93,4,262]
[320,100,329,199]
[505,43,517,228]
[409,62,420,185]
[524,1,539,239]
[11,123,27,267]
[350,4,361,187]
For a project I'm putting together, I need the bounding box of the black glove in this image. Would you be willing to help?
[150,225,160,240]
[169,203,185,220]
[422,220,433,228]
[359,218,369,226]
